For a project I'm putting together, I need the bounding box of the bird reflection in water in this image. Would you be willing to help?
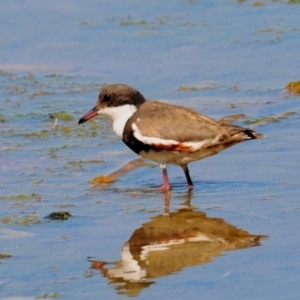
[89,192,267,297]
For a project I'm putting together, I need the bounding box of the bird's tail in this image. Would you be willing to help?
[244,128,264,139]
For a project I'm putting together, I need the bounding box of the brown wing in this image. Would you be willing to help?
[127,100,236,142]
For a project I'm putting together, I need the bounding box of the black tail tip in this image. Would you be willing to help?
[245,129,264,139]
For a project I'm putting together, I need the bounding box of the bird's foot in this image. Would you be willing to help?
[158,184,171,191]
[187,184,194,192]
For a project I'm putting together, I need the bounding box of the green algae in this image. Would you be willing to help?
[24,130,50,138]
[32,90,56,97]
[67,159,104,167]
[0,113,8,122]
[36,292,62,299]
[1,213,42,226]
[244,111,297,125]
[177,86,200,91]
[1,193,43,201]
[50,112,74,121]
[121,17,150,26]
[0,253,13,259]
[219,113,247,124]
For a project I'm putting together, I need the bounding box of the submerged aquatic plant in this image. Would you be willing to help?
[0,253,13,259]
[286,81,300,95]
[244,111,297,125]
[1,213,42,226]
[1,193,43,201]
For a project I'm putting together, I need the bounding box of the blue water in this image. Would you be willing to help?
[1,1,300,299]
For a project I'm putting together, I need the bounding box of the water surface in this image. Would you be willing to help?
[1,1,300,299]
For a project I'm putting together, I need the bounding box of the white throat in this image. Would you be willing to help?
[98,104,137,138]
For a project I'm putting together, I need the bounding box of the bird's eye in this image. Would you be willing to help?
[103,94,111,102]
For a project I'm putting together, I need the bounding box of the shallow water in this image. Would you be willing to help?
[1,1,300,299]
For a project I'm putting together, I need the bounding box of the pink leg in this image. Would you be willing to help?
[158,163,171,190]
[187,184,194,192]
